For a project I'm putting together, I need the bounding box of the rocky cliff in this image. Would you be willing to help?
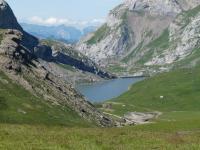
[0,0,38,51]
[76,0,200,76]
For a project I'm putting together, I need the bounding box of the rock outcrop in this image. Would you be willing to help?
[145,6,200,66]
[36,40,116,79]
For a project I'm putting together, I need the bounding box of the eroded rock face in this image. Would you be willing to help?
[125,0,200,14]
[125,0,182,16]
[76,0,200,67]
[145,11,200,66]
[0,29,34,71]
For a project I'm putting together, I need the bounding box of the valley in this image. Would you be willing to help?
[1,65,200,149]
[0,0,200,149]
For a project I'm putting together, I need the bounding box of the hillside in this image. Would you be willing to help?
[1,65,200,148]
[0,70,91,127]
[103,64,200,113]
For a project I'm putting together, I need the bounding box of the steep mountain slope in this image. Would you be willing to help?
[0,0,115,127]
[0,70,91,127]
[0,0,38,50]
[76,0,200,76]
[125,5,200,75]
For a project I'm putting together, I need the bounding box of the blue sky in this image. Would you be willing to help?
[6,0,123,27]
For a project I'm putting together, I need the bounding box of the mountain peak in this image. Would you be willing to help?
[0,0,6,7]
[124,0,182,16]
[0,0,22,31]
[124,0,200,16]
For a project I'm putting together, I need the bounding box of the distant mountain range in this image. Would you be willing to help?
[21,23,97,43]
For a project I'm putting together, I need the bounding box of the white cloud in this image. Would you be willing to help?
[27,16,105,27]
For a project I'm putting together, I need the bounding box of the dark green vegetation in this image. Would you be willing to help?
[87,24,110,45]
[0,71,90,127]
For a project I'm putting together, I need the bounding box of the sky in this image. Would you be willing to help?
[6,0,123,27]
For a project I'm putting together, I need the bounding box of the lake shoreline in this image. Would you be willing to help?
[75,77,144,103]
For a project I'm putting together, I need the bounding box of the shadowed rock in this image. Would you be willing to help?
[0,0,38,51]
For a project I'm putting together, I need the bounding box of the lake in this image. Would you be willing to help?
[75,77,144,102]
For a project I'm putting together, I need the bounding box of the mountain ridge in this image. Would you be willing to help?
[21,23,97,44]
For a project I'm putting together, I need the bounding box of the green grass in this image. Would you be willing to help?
[108,67,200,114]
[1,67,200,149]
[174,48,200,68]
[147,29,169,51]
[80,66,200,149]
[122,42,143,63]
[136,29,169,65]
[180,5,200,27]
[0,71,91,127]
[97,66,200,149]
[0,122,200,150]
[87,24,110,45]
[107,65,127,73]
[183,5,200,18]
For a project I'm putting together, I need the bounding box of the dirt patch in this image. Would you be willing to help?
[123,112,162,125]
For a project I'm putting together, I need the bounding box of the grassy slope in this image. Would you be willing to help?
[0,123,200,150]
[0,71,91,127]
[1,67,200,149]
[104,66,200,115]
[86,24,110,45]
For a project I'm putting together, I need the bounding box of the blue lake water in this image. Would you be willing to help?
[75,77,144,102]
